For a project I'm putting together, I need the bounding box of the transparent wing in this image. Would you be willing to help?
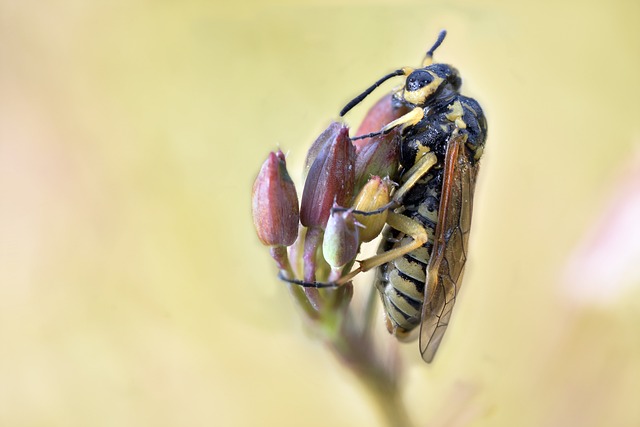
[419,132,479,363]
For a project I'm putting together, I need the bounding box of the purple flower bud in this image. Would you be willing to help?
[252,150,300,246]
[300,125,356,228]
[304,122,342,177]
[353,93,410,152]
[323,205,359,269]
[352,176,391,243]
[354,131,400,195]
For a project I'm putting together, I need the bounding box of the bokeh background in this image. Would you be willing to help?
[1,0,639,426]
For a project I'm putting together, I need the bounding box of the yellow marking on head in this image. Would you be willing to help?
[402,66,414,76]
[445,100,467,129]
[403,72,443,105]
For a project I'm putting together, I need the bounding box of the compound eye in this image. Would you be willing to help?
[406,70,434,91]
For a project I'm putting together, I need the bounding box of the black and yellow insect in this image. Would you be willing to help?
[289,30,487,363]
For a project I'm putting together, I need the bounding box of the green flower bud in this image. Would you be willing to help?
[323,205,360,269]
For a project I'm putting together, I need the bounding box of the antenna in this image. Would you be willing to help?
[339,69,404,117]
[426,30,447,59]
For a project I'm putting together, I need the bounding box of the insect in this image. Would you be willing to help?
[288,30,487,363]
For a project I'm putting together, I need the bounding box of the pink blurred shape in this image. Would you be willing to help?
[562,148,640,305]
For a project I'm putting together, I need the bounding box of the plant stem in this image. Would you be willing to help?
[302,227,323,310]
[361,282,379,339]
[360,372,414,427]
[325,320,415,427]
[271,245,319,320]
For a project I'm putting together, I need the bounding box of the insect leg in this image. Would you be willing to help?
[392,151,437,202]
[336,151,438,219]
[290,148,438,288]
[335,152,438,285]
[278,272,341,289]
[337,212,429,284]
[360,212,429,270]
[351,107,424,141]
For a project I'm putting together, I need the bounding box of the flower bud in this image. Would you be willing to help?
[323,205,360,269]
[303,122,342,177]
[352,176,391,243]
[353,93,410,152]
[354,131,400,194]
[300,125,356,228]
[252,150,300,246]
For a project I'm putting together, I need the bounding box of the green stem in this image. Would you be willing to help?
[324,322,414,427]
[271,245,318,320]
[360,372,414,427]
[361,282,379,339]
[280,230,414,426]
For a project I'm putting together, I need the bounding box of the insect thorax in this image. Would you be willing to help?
[398,94,487,170]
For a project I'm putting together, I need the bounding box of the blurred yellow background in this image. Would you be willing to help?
[1,0,639,426]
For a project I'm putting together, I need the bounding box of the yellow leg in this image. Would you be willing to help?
[352,105,424,141]
[335,144,438,286]
[381,107,424,133]
[348,149,437,218]
[337,212,428,285]
[349,148,437,217]
[392,151,437,202]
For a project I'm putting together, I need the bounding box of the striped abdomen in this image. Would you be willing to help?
[376,170,442,338]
